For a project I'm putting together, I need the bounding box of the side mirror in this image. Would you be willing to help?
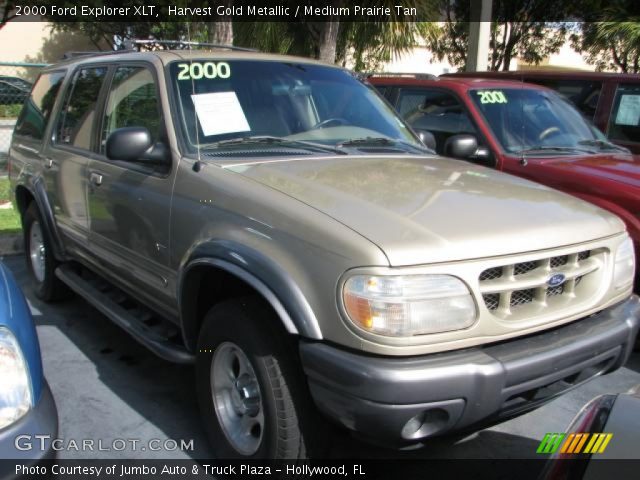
[444,134,478,159]
[106,127,170,165]
[106,127,152,162]
[413,128,436,151]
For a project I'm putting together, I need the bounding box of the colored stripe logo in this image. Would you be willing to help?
[537,433,613,454]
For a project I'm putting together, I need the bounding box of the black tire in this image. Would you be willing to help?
[196,296,324,459]
[22,203,69,301]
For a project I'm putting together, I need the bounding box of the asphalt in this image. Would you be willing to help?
[3,254,639,461]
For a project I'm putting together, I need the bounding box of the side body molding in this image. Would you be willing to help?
[178,241,323,350]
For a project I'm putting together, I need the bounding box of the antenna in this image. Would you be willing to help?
[519,77,527,166]
[185,23,203,172]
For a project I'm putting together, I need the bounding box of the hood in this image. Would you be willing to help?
[540,152,640,188]
[226,155,625,266]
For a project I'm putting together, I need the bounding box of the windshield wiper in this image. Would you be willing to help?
[516,145,596,155]
[337,137,432,154]
[578,139,630,153]
[203,135,346,155]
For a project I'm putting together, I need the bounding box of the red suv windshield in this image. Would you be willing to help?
[469,87,607,154]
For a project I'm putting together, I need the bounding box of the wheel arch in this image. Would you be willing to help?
[178,243,322,352]
[14,178,65,260]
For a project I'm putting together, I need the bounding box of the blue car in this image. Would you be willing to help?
[0,261,57,464]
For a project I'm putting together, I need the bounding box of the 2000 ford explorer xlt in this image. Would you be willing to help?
[8,47,640,459]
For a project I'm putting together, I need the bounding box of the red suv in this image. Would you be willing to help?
[444,71,640,156]
[368,74,640,272]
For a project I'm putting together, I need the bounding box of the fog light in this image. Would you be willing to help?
[401,408,450,440]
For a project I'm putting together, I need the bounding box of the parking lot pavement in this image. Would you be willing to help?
[2,253,639,460]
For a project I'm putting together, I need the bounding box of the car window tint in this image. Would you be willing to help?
[471,88,598,153]
[101,66,160,154]
[56,66,108,150]
[397,88,477,155]
[169,60,420,153]
[14,71,65,140]
[374,85,387,97]
[533,79,601,120]
[608,84,640,144]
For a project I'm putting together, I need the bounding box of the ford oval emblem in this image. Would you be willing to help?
[547,273,566,287]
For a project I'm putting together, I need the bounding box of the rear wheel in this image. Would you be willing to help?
[22,203,69,301]
[196,297,323,459]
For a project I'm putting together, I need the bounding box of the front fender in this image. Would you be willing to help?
[570,192,640,242]
[178,240,323,349]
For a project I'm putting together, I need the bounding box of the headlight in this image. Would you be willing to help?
[342,274,477,337]
[0,327,32,429]
[613,236,636,290]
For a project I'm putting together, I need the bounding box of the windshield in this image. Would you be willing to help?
[469,87,606,154]
[168,59,423,155]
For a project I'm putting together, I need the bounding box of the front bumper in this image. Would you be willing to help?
[300,296,640,445]
[0,381,58,478]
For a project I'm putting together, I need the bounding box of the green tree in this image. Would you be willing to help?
[44,0,232,50]
[235,0,438,70]
[570,1,640,72]
[43,0,435,68]
[0,2,17,30]
[427,0,572,71]
[24,27,108,64]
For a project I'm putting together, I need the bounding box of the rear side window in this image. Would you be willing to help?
[100,66,161,154]
[374,85,387,97]
[608,84,640,143]
[533,79,601,120]
[55,66,108,150]
[14,71,65,140]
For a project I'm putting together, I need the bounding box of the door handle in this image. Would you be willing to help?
[17,143,39,155]
[89,172,103,186]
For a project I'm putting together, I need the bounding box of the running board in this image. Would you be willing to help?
[55,265,194,364]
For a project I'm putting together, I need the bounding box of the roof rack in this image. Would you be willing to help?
[123,39,258,52]
[61,51,125,60]
[366,72,437,80]
[61,39,258,59]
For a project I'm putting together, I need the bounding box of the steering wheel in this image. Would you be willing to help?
[312,118,349,129]
[538,126,561,141]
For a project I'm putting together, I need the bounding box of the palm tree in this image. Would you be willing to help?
[591,19,640,72]
[573,5,640,73]
[235,0,439,69]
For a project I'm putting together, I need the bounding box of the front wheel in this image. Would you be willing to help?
[196,297,323,459]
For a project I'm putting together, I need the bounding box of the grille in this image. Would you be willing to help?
[483,293,500,310]
[511,289,535,307]
[479,267,502,281]
[514,261,537,276]
[550,256,568,268]
[479,250,598,314]
[547,284,564,297]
